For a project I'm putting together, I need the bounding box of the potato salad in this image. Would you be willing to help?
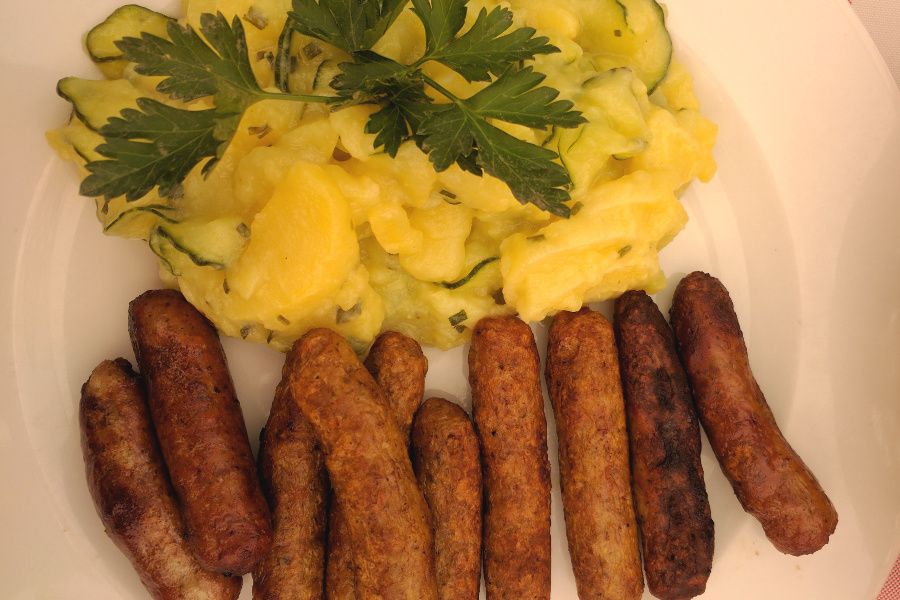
[49,0,716,350]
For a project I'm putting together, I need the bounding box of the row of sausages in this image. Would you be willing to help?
[79,271,838,600]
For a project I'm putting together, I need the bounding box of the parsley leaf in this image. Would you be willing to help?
[117,13,261,112]
[466,67,585,129]
[419,104,572,217]
[425,6,557,81]
[411,0,468,52]
[71,0,586,214]
[80,99,225,201]
[289,0,410,53]
[333,51,432,155]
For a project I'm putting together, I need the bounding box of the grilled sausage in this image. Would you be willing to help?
[614,292,714,599]
[324,331,428,599]
[669,271,838,555]
[545,309,643,600]
[411,398,483,600]
[129,289,272,575]
[469,316,551,600]
[364,331,428,440]
[286,328,438,600]
[80,358,242,600]
[323,508,357,600]
[253,379,328,600]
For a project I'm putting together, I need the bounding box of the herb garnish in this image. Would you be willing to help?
[75,0,585,215]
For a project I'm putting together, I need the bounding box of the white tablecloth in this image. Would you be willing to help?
[852,0,900,85]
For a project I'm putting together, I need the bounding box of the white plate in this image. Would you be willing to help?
[2,0,899,598]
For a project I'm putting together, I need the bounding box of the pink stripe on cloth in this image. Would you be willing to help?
[878,555,900,599]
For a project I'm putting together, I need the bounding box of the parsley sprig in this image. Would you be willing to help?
[76,0,585,216]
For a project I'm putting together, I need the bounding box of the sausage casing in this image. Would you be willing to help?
[324,331,428,599]
[545,309,644,600]
[469,316,551,600]
[364,331,428,439]
[253,378,328,600]
[669,271,838,555]
[80,358,242,600]
[614,291,714,599]
[129,289,272,574]
[286,328,438,600]
[411,398,483,600]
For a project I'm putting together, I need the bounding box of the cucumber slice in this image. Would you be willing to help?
[558,68,650,189]
[57,77,143,131]
[312,59,340,93]
[151,217,250,271]
[584,0,671,92]
[103,204,178,239]
[86,4,172,79]
[48,118,105,163]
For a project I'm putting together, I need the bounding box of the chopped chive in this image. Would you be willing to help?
[617,245,632,257]
[440,257,499,290]
[449,309,468,328]
[244,6,268,29]
[248,123,271,138]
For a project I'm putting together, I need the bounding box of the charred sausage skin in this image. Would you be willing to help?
[80,358,242,600]
[670,272,838,555]
[614,291,714,599]
[287,328,438,600]
[411,398,483,600]
[253,379,328,600]
[469,316,551,600]
[545,309,644,600]
[129,289,272,575]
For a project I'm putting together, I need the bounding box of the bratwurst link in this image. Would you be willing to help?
[614,292,714,599]
[80,359,242,600]
[469,316,551,600]
[325,331,427,600]
[287,328,438,600]
[253,379,327,600]
[129,289,272,575]
[545,309,644,600]
[670,272,838,555]
[411,398,483,600]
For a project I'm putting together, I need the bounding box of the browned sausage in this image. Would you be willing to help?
[614,292,714,599]
[324,331,428,599]
[545,309,643,600]
[364,331,428,439]
[286,328,438,600]
[253,378,328,599]
[324,509,357,600]
[411,398,483,600]
[129,289,272,575]
[669,271,838,555]
[468,315,551,600]
[80,358,242,600]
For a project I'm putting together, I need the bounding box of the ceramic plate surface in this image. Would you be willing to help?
[2,0,899,597]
